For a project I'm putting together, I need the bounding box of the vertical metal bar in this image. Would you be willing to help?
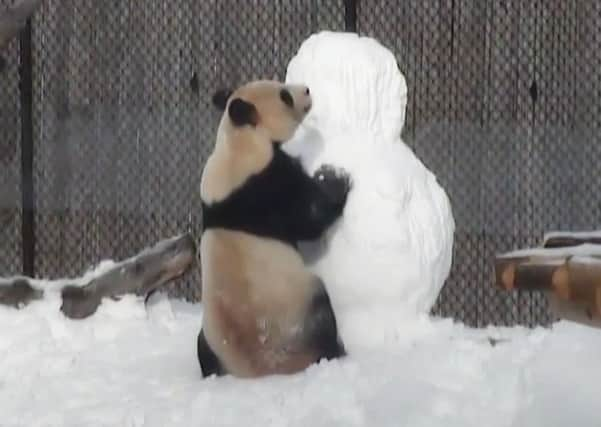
[19,18,35,277]
[344,0,357,32]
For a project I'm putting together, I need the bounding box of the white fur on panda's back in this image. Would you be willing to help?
[200,229,316,376]
[200,128,273,204]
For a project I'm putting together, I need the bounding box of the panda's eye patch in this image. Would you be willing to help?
[280,89,294,108]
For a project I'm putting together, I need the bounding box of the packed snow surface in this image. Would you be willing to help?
[544,229,601,240]
[2,293,601,427]
[499,243,601,259]
[284,32,455,347]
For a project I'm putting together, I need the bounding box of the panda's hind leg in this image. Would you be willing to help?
[197,328,225,377]
[304,278,346,361]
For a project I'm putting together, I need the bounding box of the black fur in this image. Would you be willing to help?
[228,98,258,127]
[211,88,233,111]
[197,328,225,377]
[313,164,353,207]
[201,144,352,246]
[304,280,346,360]
[280,88,294,108]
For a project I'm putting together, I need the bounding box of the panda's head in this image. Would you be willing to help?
[212,80,312,143]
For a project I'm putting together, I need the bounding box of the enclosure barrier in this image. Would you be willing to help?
[2,0,600,328]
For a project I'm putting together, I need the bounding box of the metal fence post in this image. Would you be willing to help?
[344,0,357,32]
[19,18,35,277]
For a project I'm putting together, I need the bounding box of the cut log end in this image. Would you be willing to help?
[501,263,515,291]
[547,292,601,329]
[551,266,571,300]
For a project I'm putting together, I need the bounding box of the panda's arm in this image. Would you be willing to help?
[283,158,352,241]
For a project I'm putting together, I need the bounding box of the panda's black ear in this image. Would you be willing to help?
[228,98,258,127]
[211,88,233,111]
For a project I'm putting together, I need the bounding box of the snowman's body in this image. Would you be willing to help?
[284,32,455,348]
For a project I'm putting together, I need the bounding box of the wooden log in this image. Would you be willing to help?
[551,259,601,316]
[546,292,601,328]
[496,232,601,326]
[495,242,601,292]
[495,252,601,316]
[495,255,565,292]
[0,233,198,317]
[60,233,197,319]
[0,276,43,308]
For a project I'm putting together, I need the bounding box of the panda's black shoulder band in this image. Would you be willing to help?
[200,145,345,246]
[200,147,300,246]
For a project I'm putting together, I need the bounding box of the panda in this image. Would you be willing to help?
[197,79,352,378]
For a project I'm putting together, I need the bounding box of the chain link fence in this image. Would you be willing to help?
[2,0,600,327]
[27,0,344,301]
[0,0,22,278]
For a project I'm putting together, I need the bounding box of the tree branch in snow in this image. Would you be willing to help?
[0,233,198,319]
[60,233,197,319]
[0,277,43,308]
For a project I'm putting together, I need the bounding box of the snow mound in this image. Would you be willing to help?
[284,31,455,346]
[2,293,601,427]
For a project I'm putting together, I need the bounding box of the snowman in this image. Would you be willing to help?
[284,31,455,349]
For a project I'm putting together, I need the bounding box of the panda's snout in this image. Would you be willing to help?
[288,83,310,115]
[302,86,312,113]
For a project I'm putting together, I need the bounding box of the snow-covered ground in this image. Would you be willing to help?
[1,289,600,427]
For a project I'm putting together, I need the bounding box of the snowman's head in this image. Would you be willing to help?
[285,31,408,140]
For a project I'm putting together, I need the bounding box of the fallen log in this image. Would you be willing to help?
[60,233,197,319]
[0,276,43,308]
[0,233,197,319]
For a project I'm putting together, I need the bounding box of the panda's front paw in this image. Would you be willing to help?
[314,164,353,206]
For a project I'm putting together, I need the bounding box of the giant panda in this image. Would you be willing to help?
[197,79,352,378]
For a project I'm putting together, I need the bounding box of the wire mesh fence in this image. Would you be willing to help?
[27,0,345,301]
[2,0,599,327]
[0,0,23,279]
